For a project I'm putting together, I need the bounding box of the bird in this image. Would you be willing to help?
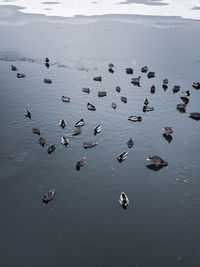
[117,152,128,162]
[24,109,31,119]
[150,85,155,94]
[112,102,117,109]
[11,65,17,71]
[61,96,70,102]
[42,189,55,203]
[119,192,129,209]
[121,96,127,103]
[75,119,85,127]
[76,156,86,170]
[47,144,56,154]
[189,112,200,120]
[147,155,168,167]
[173,85,180,93]
[83,141,97,149]
[17,73,26,78]
[163,127,173,136]
[39,137,46,147]
[143,106,154,112]
[72,126,82,136]
[144,98,149,106]
[181,90,190,97]
[44,78,52,84]
[32,128,40,135]
[127,138,134,148]
[82,87,90,94]
[93,125,102,135]
[87,103,96,111]
[59,119,66,129]
[116,86,121,93]
[128,116,142,122]
[141,66,148,73]
[61,136,69,147]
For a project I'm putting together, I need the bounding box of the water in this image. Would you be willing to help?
[0,4,200,267]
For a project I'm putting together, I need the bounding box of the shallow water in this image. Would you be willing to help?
[0,12,200,267]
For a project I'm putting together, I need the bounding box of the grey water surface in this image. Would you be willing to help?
[0,8,200,267]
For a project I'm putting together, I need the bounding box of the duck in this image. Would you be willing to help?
[127,138,134,148]
[131,76,141,84]
[163,127,173,136]
[87,103,96,111]
[121,96,127,103]
[180,96,189,105]
[163,133,173,143]
[116,86,121,93]
[44,78,52,84]
[147,71,155,79]
[39,137,46,147]
[189,112,200,120]
[192,82,200,90]
[141,66,148,73]
[45,62,50,68]
[75,119,85,127]
[108,63,114,68]
[24,109,31,119]
[82,87,90,94]
[17,73,26,78]
[117,151,128,162]
[181,90,190,97]
[83,141,97,149]
[93,76,102,82]
[61,96,70,102]
[143,106,154,112]
[72,126,82,136]
[119,192,129,209]
[93,124,102,135]
[42,189,55,203]
[147,155,168,167]
[32,128,40,135]
[173,85,180,93]
[47,144,56,154]
[163,78,168,85]
[177,103,186,113]
[45,57,50,63]
[128,115,142,122]
[98,91,107,97]
[150,85,155,94]
[126,68,133,74]
[59,119,66,129]
[108,68,114,73]
[144,98,149,106]
[76,156,86,170]
[11,65,17,71]
[112,102,117,109]
[61,136,69,146]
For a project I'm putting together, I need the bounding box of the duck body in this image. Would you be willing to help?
[108,63,114,68]
[192,82,200,90]
[112,102,117,109]
[75,119,85,127]
[93,124,102,135]
[131,76,141,84]
[117,151,128,162]
[144,98,149,106]
[181,90,190,97]
[47,144,56,154]
[163,79,168,85]
[147,71,155,79]
[72,126,82,136]
[24,109,31,119]
[45,57,50,63]
[143,106,154,112]
[98,91,107,97]
[150,85,156,94]
[189,112,200,120]
[43,189,55,203]
[147,155,168,167]
[173,85,180,93]
[32,127,40,135]
[44,78,52,84]
[163,127,173,135]
[127,138,134,148]
[180,96,189,105]
[87,103,96,111]
[39,137,46,147]
[121,96,127,103]
[17,73,26,78]
[59,119,66,129]
[82,87,90,94]
[116,86,121,93]
[11,65,17,71]
[108,68,114,73]
[177,103,186,113]
[61,96,70,102]
[128,115,142,122]
[76,156,86,170]
[93,76,102,82]
[141,66,148,73]
[61,136,69,146]
[83,141,97,149]
[119,192,129,209]
[126,68,133,74]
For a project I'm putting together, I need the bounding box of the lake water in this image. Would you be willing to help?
[0,4,200,267]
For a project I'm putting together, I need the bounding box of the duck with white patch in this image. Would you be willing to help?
[93,125,102,135]
[127,138,134,148]
[61,136,69,147]
[61,96,70,102]
[75,119,85,127]
[76,156,86,170]
[47,144,56,154]
[32,128,40,135]
[87,103,96,111]
[119,192,129,209]
[11,65,17,71]
[128,116,142,122]
[17,73,26,78]
[117,152,128,162]
[59,119,66,129]
[24,109,31,119]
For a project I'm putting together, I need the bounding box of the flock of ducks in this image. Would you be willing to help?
[11,57,200,209]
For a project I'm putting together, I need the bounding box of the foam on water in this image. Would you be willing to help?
[0,0,200,20]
